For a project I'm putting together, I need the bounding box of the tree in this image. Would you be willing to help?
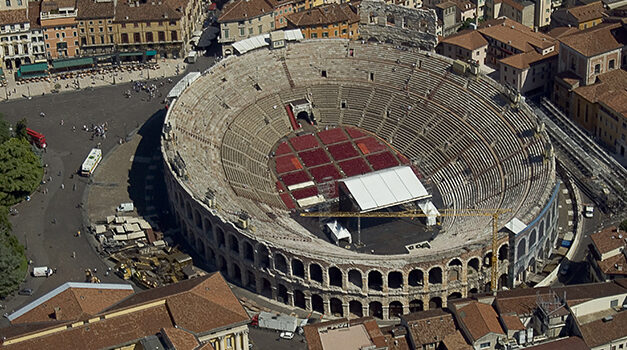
[0,224,27,298]
[14,118,27,140]
[620,219,627,232]
[0,138,43,206]
[0,113,10,144]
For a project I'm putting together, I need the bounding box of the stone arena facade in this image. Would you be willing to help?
[161,39,558,320]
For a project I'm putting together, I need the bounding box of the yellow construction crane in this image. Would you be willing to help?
[300,208,512,291]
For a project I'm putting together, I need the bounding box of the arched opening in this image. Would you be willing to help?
[243,241,254,262]
[329,267,343,287]
[448,292,462,301]
[428,267,442,284]
[529,230,536,247]
[469,288,478,294]
[388,271,403,289]
[499,273,509,289]
[448,259,462,281]
[258,245,270,268]
[429,297,442,309]
[310,264,323,283]
[484,252,493,267]
[294,290,306,309]
[517,239,526,258]
[296,111,313,126]
[330,298,343,317]
[368,271,383,291]
[275,254,288,274]
[408,269,424,287]
[277,284,288,304]
[195,238,203,254]
[389,301,403,318]
[468,258,480,274]
[312,294,324,313]
[409,299,424,313]
[229,234,239,254]
[540,220,546,238]
[261,278,273,299]
[292,259,305,278]
[216,227,225,248]
[204,218,213,240]
[528,258,536,273]
[246,270,255,290]
[218,255,227,273]
[186,202,192,220]
[348,269,363,289]
[498,244,509,261]
[369,301,383,319]
[349,300,363,318]
[205,246,215,265]
[232,263,242,284]
[194,210,202,229]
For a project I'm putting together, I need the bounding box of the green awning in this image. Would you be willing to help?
[145,50,157,56]
[19,62,48,74]
[51,57,94,70]
[0,68,4,77]
[119,52,143,57]
[95,54,115,60]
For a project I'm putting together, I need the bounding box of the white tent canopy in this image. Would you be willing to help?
[326,220,351,245]
[340,166,431,212]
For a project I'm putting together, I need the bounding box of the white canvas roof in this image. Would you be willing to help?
[284,29,304,41]
[340,166,431,212]
[504,217,527,235]
[233,34,270,54]
[167,72,201,99]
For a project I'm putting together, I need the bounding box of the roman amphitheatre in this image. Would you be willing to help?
[161,39,559,320]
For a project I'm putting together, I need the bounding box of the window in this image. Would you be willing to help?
[91,36,95,44]
[89,21,93,25]
[90,28,94,33]
[311,32,317,38]
[322,32,328,38]
[146,22,151,27]
[121,33,129,43]
[158,31,165,41]
[480,343,490,349]
[45,34,48,39]
[609,59,615,69]
[594,64,600,73]
[223,29,229,39]
[321,70,327,77]
[121,23,126,28]
[134,23,139,28]
[109,34,113,42]
[258,25,262,34]
[80,28,85,33]
[226,338,232,348]
[5,0,10,6]
[133,32,140,42]
[239,27,244,36]
[100,35,104,43]
[146,32,153,42]
[171,30,177,40]
[248,27,253,35]
[56,33,60,38]
[611,299,619,308]
[99,27,103,32]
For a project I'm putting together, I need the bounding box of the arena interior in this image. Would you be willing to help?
[161,39,560,320]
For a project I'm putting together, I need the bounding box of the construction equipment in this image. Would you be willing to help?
[300,208,511,292]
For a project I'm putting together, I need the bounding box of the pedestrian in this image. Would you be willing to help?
[60,183,64,190]
[60,119,64,126]
[73,183,76,191]
[94,268,97,273]
[71,251,76,258]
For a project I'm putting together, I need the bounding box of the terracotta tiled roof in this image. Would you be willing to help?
[500,314,525,331]
[304,317,386,350]
[600,89,627,118]
[495,287,552,316]
[590,226,625,255]
[435,1,455,9]
[573,69,627,104]
[380,326,411,350]
[547,26,580,39]
[501,0,525,11]
[77,0,114,19]
[450,0,476,11]
[553,280,627,306]
[478,17,556,52]
[559,22,625,56]
[457,302,505,341]
[218,0,276,22]
[440,29,488,51]
[442,330,473,350]
[285,3,359,27]
[28,1,42,28]
[41,0,76,12]
[161,327,201,349]
[0,9,28,26]
[578,310,627,348]
[567,1,605,22]
[499,48,558,69]
[402,309,457,347]
[524,337,590,350]
[114,0,183,22]
[597,253,627,276]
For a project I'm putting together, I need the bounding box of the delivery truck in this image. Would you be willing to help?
[32,266,54,277]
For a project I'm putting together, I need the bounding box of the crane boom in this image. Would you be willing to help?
[300,208,511,291]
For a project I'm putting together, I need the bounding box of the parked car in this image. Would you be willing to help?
[18,288,34,296]
[279,332,294,340]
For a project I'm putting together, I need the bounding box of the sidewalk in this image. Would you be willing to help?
[1,58,187,101]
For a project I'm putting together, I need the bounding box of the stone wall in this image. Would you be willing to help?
[358,0,438,51]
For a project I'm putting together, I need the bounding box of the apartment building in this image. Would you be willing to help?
[437,29,488,65]
[0,7,32,69]
[0,273,252,350]
[40,0,79,58]
[218,0,275,56]
[285,2,359,39]
[589,226,627,281]
[485,0,535,27]
[76,0,115,55]
[551,1,605,29]
[28,0,45,61]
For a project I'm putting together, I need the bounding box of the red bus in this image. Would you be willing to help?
[26,128,47,148]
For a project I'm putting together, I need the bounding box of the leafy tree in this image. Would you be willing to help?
[0,113,10,144]
[0,224,27,298]
[14,118,27,140]
[0,138,43,206]
[620,219,627,232]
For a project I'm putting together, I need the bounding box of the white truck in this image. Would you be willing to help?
[584,205,594,218]
[116,202,134,212]
[32,266,54,277]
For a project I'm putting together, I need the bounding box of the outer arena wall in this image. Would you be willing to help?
[161,39,558,320]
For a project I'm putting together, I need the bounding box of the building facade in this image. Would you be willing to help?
[76,0,115,55]
[28,0,45,61]
[40,0,79,59]
[0,8,32,69]
[217,0,275,56]
[285,3,359,39]
[551,1,604,29]
[436,29,488,65]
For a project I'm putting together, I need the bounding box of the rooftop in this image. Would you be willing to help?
[439,29,488,51]
[578,310,627,348]
[76,0,114,19]
[401,309,457,347]
[564,1,606,22]
[28,1,42,28]
[478,18,556,53]
[441,330,472,350]
[285,3,359,27]
[499,47,559,70]
[0,8,28,26]
[41,0,76,12]
[559,22,626,57]
[523,337,590,350]
[547,26,580,39]
[304,317,386,350]
[573,69,627,104]
[218,0,276,22]
[114,0,183,22]
[590,226,625,255]
[456,302,505,342]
